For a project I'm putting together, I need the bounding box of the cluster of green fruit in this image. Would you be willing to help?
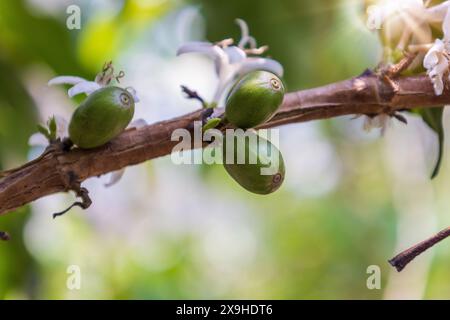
[222,70,286,195]
[52,69,286,195]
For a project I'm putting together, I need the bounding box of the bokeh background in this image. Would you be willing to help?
[1,0,450,299]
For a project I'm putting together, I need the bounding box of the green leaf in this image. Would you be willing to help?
[36,124,50,140]
[417,107,444,179]
[202,117,222,132]
[47,116,57,140]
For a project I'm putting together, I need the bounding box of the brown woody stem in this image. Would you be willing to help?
[389,227,450,272]
[2,73,450,216]
[1,73,450,265]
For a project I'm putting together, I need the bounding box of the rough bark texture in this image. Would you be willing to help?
[0,73,449,216]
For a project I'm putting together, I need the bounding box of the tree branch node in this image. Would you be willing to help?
[52,180,92,219]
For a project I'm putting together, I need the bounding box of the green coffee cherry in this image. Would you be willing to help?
[225,71,285,129]
[69,86,135,149]
[223,132,285,194]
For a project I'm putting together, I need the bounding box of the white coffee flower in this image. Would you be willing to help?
[366,0,450,51]
[423,39,449,95]
[177,19,283,104]
[48,61,140,102]
[423,7,450,95]
[367,0,427,28]
[366,1,450,95]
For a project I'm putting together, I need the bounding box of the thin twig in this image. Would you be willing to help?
[52,187,92,219]
[389,227,450,272]
[181,85,207,108]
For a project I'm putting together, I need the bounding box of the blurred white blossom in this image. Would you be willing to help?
[363,114,391,133]
[365,0,450,95]
[365,1,450,106]
[177,19,283,104]
[367,0,427,31]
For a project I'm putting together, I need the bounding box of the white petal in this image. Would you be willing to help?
[224,46,246,64]
[48,76,88,86]
[423,39,445,69]
[363,114,390,133]
[176,42,226,60]
[433,58,448,75]
[379,114,391,135]
[235,57,284,78]
[177,42,229,76]
[423,39,449,96]
[401,0,425,13]
[366,0,429,32]
[126,87,140,103]
[212,78,230,103]
[372,115,385,129]
[68,81,102,97]
[236,19,249,40]
[443,5,450,40]
[363,116,374,132]
[366,5,385,30]
[176,41,212,54]
[410,22,432,49]
[53,115,69,139]
[430,72,444,95]
[426,1,450,23]
[127,118,148,129]
[104,169,126,188]
[236,18,251,47]
[28,133,49,146]
[433,75,444,95]
[428,65,445,95]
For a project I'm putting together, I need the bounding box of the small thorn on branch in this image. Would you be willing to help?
[53,187,92,219]
[389,226,450,272]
